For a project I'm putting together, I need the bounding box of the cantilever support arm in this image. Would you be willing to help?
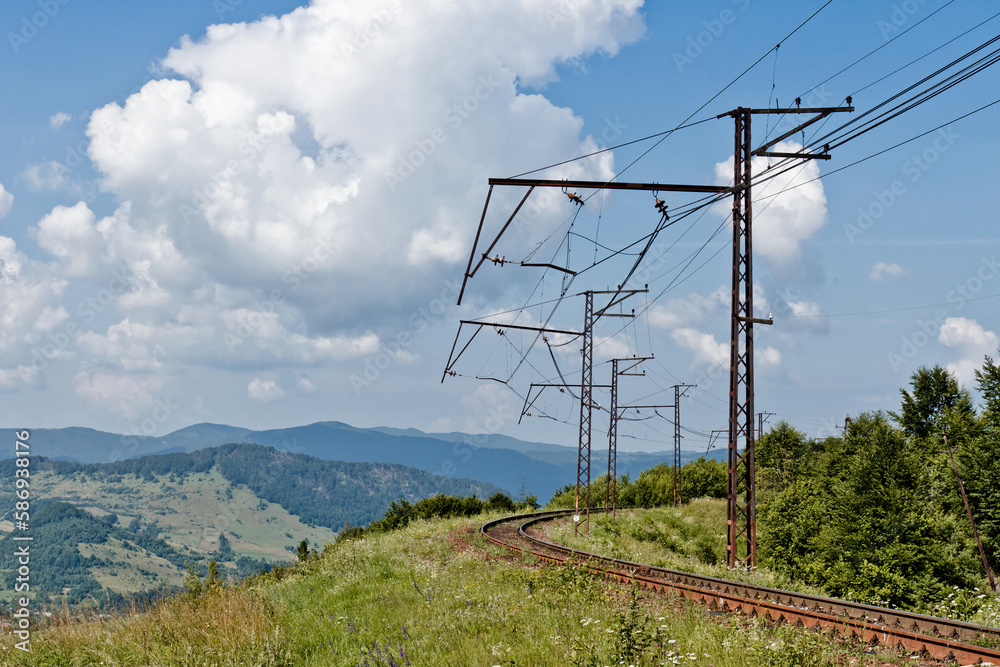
[458,180,729,305]
[441,322,482,383]
[458,184,535,305]
[519,382,609,423]
[520,262,576,275]
[457,185,493,305]
[442,319,581,383]
[489,177,730,194]
[617,355,653,376]
[594,288,648,319]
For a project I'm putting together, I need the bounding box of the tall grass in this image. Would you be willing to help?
[1,586,295,666]
[545,500,830,596]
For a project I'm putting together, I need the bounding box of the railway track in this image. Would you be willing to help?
[482,509,1000,665]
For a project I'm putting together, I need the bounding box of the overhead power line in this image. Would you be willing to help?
[804,0,958,97]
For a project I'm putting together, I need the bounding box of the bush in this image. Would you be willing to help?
[486,492,516,512]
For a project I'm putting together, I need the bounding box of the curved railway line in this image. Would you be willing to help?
[482,509,1000,665]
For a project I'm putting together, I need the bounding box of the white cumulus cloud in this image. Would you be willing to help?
[768,293,828,335]
[49,112,72,128]
[648,288,728,330]
[648,285,785,372]
[48,0,644,384]
[938,317,998,387]
[667,327,782,375]
[73,371,160,419]
[3,1,649,422]
[670,327,727,369]
[248,377,285,402]
[34,202,104,277]
[0,183,12,220]
[0,235,70,388]
[868,261,906,281]
[20,161,71,192]
[714,141,827,269]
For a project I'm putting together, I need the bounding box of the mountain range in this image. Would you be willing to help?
[10,420,723,500]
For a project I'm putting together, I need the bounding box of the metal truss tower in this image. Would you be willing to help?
[575,290,645,535]
[606,356,653,520]
[726,107,758,569]
[606,356,618,519]
[672,384,693,507]
[721,103,851,568]
[575,290,594,536]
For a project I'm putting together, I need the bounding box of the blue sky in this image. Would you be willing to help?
[2,0,999,455]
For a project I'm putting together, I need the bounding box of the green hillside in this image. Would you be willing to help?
[0,500,264,607]
[0,443,504,604]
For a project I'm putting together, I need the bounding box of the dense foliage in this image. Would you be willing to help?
[546,455,727,509]
[0,498,276,610]
[211,443,504,528]
[338,491,528,542]
[0,502,106,603]
[757,361,1000,610]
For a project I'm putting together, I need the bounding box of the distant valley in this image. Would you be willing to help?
[0,443,500,603]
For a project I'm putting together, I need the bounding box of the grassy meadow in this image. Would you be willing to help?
[546,500,830,596]
[0,507,918,667]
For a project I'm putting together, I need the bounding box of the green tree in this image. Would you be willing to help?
[486,492,516,512]
[217,532,232,558]
[756,421,815,498]
[520,493,540,510]
[960,353,1000,569]
[893,366,979,521]
[758,477,827,584]
[975,354,1000,423]
[894,365,975,440]
[678,456,726,500]
[206,560,220,589]
[183,561,202,600]
[759,411,981,607]
[821,413,936,604]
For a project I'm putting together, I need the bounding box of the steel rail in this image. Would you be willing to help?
[481,509,1000,665]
